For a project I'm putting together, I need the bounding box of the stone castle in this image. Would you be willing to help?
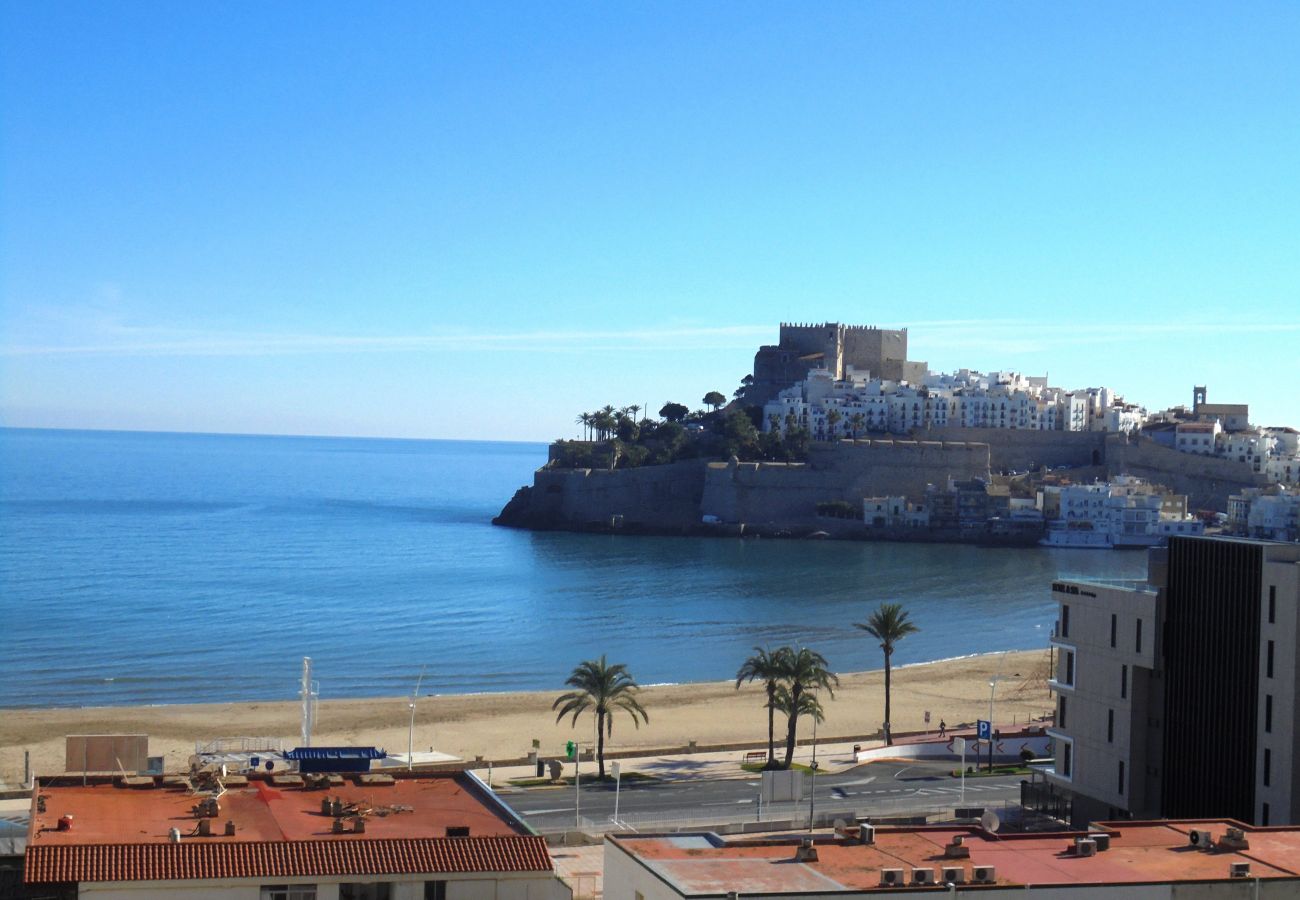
[748,322,928,404]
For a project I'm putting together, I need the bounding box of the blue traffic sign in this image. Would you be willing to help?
[977,719,992,740]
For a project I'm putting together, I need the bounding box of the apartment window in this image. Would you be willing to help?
[1263,803,1271,826]
[1062,741,1073,778]
[1266,694,1273,733]
[340,886,391,900]
[1121,664,1128,699]
[1135,618,1143,654]
[424,884,447,900]
[1108,709,1115,743]
[1269,587,1276,624]
[1110,613,1117,648]
[1264,748,1272,787]
[1059,696,1067,729]
[1118,760,1125,796]
[261,889,317,900]
[1064,651,1075,686]
[1061,604,1070,638]
[1267,640,1275,679]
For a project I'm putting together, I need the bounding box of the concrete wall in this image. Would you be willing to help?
[700,440,990,526]
[80,874,568,900]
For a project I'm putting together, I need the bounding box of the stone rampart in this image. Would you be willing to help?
[1104,435,1267,511]
[917,426,1107,471]
[700,439,991,527]
[522,459,708,531]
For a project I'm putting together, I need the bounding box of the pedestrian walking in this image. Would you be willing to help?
[938,719,947,738]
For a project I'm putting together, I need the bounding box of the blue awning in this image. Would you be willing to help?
[284,746,387,760]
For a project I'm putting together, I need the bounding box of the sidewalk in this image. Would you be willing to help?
[473,721,1042,791]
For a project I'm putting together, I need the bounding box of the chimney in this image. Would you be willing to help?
[224,820,236,836]
[795,837,819,862]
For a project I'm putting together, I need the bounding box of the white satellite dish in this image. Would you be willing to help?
[981,810,1001,833]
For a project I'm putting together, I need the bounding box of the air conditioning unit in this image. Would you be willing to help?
[1231,862,1251,878]
[1090,832,1111,851]
[971,865,996,884]
[912,868,937,885]
[1074,838,1097,857]
[859,823,876,845]
[942,866,967,884]
[1189,829,1214,848]
[879,868,905,887]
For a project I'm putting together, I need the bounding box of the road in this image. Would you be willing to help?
[501,759,1025,833]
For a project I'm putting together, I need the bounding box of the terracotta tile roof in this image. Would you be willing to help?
[26,835,552,883]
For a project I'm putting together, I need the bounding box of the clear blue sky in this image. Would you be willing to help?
[3,2,1297,440]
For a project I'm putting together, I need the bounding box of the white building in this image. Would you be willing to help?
[1039,477,1201,548]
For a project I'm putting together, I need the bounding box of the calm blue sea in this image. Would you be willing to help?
[0,428,1146,708]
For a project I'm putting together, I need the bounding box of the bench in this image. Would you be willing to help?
[744,751,768,765]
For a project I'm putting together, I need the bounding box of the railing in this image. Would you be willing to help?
[194,736,286,755]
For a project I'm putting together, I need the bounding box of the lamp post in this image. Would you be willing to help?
[407,667,425,772]
[986,672,1020,772]
[808,696,819,831]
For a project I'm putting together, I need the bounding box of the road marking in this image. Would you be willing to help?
[518,807,572,815]
[837,776,877,786]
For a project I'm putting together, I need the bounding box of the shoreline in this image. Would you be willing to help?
[0,648,1053,786]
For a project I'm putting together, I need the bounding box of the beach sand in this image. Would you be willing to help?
[0,649,1053,785]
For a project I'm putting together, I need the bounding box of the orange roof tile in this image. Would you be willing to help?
[26,835,552,883]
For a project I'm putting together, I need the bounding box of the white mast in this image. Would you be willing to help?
[300,657,318,747]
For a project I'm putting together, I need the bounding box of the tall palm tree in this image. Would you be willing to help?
[779,647,838,768]
[576,412,592,441]
[552,655,649,779]
[735,646,791,769]
[855,602,920,746]
[773,683,826,734]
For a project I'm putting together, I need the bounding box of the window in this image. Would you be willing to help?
[1108,709,1115,743]
[1263,803,1271,826]
[340,886,391,900]
[1062,741,1073,778]
[1110,613,1117,648]
[1264,748,1272,787]
[1121,664,1128,699]
[1118,760,1125,796]
[1269,587,1276,624]
[1064,651,1075,687]
[1061,604,1070,638]
[1266,694,1273,733]
[424,883,447,900]
[1135,618,1143,654]
[1059,696,1067,729]
[1267,640,1275,679]
[261,889,317,900]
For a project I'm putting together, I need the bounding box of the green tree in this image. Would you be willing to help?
[722,409,761,460]
[825,408,842,439]
[849,412,865,438]
[703,391,727,412]
[778,647,838,768]
[552,655,649,779]
[736,646,791,769]
[855,602,920,746]
[773,682,826,736]
[659,402,689,422]
[576,412,592,441]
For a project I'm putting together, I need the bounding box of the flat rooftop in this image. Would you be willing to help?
[26,772,551,884]
[611,821,1300,894]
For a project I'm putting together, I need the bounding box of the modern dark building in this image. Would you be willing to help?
[1041,535,1300,826]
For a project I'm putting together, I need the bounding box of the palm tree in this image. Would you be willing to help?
[855,602,920,746]
[576,412,592,441]
[779,647,838,768]
[735,646,791,769]
[552,655,649,779]
[773,683,826,735]
[825,408,842,439]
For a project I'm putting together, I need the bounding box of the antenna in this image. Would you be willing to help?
[408,666,427,771]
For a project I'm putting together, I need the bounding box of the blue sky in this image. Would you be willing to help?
[2,2,1298,440]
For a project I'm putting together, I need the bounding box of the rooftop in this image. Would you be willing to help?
[610,821,1300,894]
[25,772,550,883]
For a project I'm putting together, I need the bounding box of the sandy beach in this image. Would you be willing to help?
[0,649,1052,785]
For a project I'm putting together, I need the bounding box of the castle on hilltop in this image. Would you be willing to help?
[748,322,928,404]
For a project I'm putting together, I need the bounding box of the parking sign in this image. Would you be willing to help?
[977,719,991,740]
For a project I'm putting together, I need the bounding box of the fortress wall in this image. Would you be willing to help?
[701,440,990,526]
[917,427,1107,470]
[1104,435,1266,511]
[528,459,707,529]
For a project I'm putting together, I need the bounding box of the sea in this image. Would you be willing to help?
[0,428,1147,709]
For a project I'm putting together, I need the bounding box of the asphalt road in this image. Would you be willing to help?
[501,759,1025,832]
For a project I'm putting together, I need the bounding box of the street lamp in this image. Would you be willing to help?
[985,672,1021,772]
[407,667,426,772]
